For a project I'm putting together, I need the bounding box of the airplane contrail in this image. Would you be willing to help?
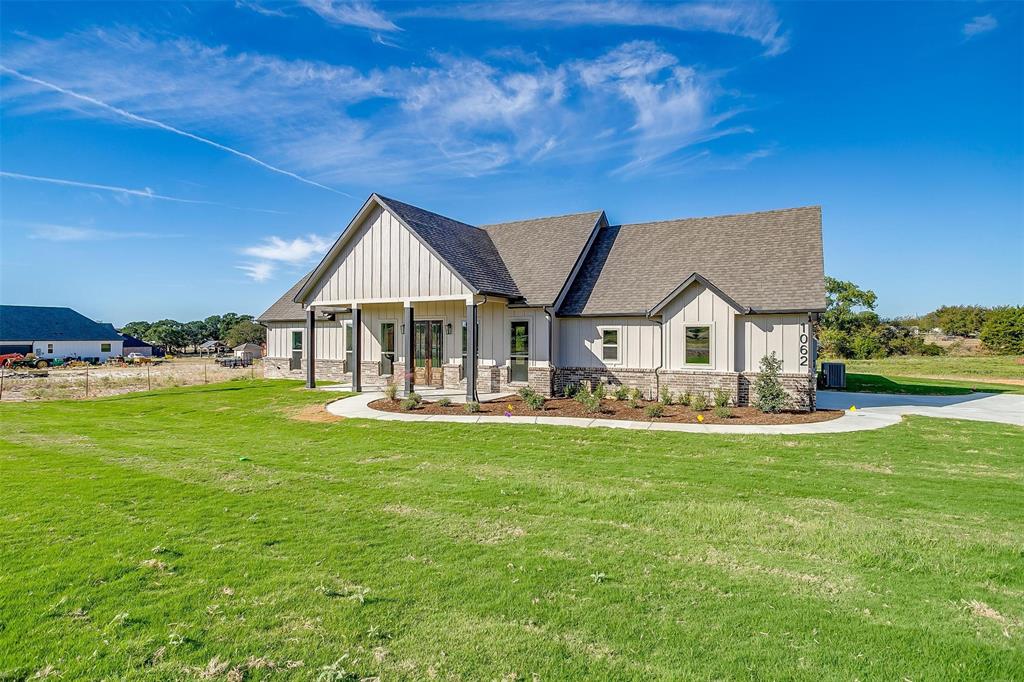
[0,65,350,197]
[0,171,287,214]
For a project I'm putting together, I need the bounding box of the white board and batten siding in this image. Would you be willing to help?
[308,206,472,304]
[661,283,737,372]
[734,314,814,374]
[557,317,661,369]
[265,320,349,360]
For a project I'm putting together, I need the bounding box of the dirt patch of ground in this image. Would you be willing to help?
[290,403,345,423]
[369,396,843,425]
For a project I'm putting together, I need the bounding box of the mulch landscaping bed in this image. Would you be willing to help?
[369,396,844,425]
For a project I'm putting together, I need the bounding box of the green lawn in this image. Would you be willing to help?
[1,381,1022,680]
[821,356,1024,395]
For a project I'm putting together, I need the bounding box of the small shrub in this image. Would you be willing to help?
[752,352,787,414]
[580,393,604,413]
[627,387,642,409]
[399,398,417,411]
[593,382,606,400]
[659,385,673,405]
[436,397,452,407]
[383,383,399,401]
[517,386,536,401]
[690,393,708,411]
[562,383,576,398]
[613,384,630,401]
[644,403,664,418]
[463,401,481,413]
[524,392,546,410]
[574,384,591,404]
[713,405,731,419]
[713,388,730,408]
[407,391,422,405]
[678,391,692,407]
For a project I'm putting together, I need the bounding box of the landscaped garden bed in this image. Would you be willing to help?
[369,389,843,425]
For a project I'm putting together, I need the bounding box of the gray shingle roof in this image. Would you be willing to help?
[559,206,825,316]
[482,210,604,306]
[257,274,311,322]
[0,305,125,341]
[377,196,521,299]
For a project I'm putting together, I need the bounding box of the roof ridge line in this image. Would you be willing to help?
[481,209,604,228]
[615,205,821,229]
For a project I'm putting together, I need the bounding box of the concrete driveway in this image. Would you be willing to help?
[817,390,1024,426]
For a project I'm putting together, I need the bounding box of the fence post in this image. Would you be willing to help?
[204,362,208,384]
[85,366,89,398]
[148,364,152,391]
[0,366,5,401]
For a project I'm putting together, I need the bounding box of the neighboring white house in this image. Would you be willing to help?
[233,343,263,361]
[0,305,124,363]
[258,194,825,410]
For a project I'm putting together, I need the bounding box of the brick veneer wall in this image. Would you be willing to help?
[554,367,659,399]
[264,357,350,383]
[552,367,816,410]
[739,372,816,412]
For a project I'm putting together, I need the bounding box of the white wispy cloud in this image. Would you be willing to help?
[298,0,399,31]
[0,64,348,196]
[236,261,277,282]
[1,28,759,184]
[238,234,331,282]
[401,1,789,56]
[25,223,180,241]
[0,170,286,213]
[242,235,332,263]
[963,15,998,39]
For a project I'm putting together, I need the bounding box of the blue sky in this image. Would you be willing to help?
[1,0,1021,325]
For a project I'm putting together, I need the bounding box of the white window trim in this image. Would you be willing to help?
[682,322,715,369]
[597,325,622,365]
[508,318,530,383]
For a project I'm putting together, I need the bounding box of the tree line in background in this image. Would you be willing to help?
[119,314,265,353]
[818,277,1024,358]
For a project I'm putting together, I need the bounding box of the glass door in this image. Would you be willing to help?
[414,320,444,386]
[510,320,529,383]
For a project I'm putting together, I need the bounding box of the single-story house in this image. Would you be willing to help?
[233,343,263,361]
[0,305,124,362]
[120,333,155,357]
[258,194,825,410]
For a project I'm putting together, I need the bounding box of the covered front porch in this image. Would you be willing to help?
[303,295,492,401]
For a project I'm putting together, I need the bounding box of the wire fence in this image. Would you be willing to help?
[0,357,263,402]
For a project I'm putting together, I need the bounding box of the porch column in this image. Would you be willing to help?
[352,306,362,392]
[404,303,414,396]
[466,302,478,402]
[305,308,316,389]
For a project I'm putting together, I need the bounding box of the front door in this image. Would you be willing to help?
[414,320,444,386]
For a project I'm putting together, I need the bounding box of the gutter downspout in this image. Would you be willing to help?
[646,311,663,401]
[544,306,554,394]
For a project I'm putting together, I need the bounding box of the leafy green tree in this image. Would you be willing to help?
[931,305,989,337]
[980,306,1024,354]
[202,314,223,341]
[217,313,253,340]
[181,320,208,352]
[119,321,152,339]
[224,320,265,348]
[143,320,185,352]
[818,277,880,357]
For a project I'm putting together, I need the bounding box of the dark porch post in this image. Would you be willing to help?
[305,308,316,389]
[466,302,478,402]
[404,303,414,396]
[352,306,362,392]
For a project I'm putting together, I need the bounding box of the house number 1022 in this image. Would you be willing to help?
[798,322,810,367]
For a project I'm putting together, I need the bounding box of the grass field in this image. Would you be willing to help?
[1,381,1022,680]
[822,355,1024,396]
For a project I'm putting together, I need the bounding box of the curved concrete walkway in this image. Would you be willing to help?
[323,387,1023,434]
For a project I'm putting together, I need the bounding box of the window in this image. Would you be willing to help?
[291,331,303,351]
[510,320,529,382]
[380,322,395,375]
[100,343,112,353]
[344,321,354,372]
[684,325,711,365]
[599,327,619,363]
[47,343,54,354]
